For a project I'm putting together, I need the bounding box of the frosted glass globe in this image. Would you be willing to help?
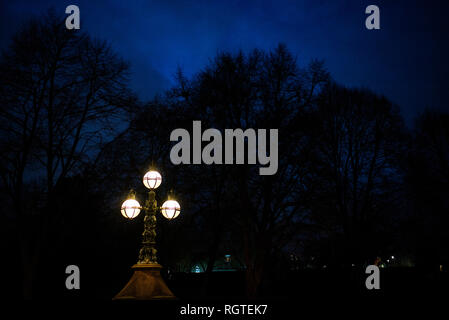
[143,170,162,189]
[121,199,141,219]
[161,200,181,220]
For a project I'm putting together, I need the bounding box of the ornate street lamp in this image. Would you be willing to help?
[114,168,180,300]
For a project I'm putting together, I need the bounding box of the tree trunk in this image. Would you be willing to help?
[19,228,35,299]
[245,260,264,298]
[21,258,34,299]
[201,227,222,295]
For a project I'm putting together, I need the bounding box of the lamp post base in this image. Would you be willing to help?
[113,264,176,300]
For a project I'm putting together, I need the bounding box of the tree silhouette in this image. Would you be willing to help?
[0,11,136,298]
[308,82,408,265]
[406,109,449,269]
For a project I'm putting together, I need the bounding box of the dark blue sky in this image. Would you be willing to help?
[1,0,448,125]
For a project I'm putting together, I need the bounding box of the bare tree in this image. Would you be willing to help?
[310,83,407,264]
[0,11,136,298]
[406,110,449,267]
[168,45,329,296]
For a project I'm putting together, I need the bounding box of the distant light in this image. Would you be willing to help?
[193,265,201,273]
[391,256,395,259]
[351,264,355,267]
[387,259,390,263]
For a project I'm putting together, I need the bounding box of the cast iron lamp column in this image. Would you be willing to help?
[114,169,180,300]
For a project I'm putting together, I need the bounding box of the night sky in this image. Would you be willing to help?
[1,0,448,125]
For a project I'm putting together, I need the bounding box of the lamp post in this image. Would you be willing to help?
[114,169,180,300]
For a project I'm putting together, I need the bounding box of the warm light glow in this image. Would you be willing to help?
[143,170,162,189]
[161,199,181,220]
[121,199,141,219]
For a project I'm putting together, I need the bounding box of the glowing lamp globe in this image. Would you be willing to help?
[121,199,141,219]
[161,199,181,220]
[143,170,162,189]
